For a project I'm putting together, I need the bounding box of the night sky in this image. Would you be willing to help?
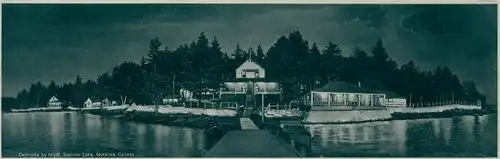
[2,4,497,103]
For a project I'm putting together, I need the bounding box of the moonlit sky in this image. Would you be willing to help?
[2,4,497,103]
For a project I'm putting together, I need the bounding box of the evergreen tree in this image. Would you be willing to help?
[233,43,246,64]
[10,31,485,108]
[322,42,343,82]
[255,45,266,63]
[48,81,58,98]
[73,75,84,107]
[308,43,322,89]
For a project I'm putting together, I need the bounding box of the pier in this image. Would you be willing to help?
[204,130,301,157]
[205,112,301,157]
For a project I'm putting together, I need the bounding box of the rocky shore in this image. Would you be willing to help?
[82,105,241,131]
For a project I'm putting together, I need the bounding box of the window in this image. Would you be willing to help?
[241,85,246,92]
[241,71,246,78]
[255,71,260,78]
[255,84,260,91]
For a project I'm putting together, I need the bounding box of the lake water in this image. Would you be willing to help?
[306,114,497,157]
[2,112,497,157]
[2,112,207,157]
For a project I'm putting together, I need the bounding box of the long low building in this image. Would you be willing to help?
[294,82,407,108]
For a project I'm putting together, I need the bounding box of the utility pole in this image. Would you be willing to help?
[248,32,253,61]
[172,73,176,97]
[409,92,412,107]
[37,90,40,108]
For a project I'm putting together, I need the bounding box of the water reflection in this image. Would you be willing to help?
[306,115,497,157]
[2,112,207,157]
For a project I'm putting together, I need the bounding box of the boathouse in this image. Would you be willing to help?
[300,82,386,107]
[48,96,62,107]
[219,59,282,108]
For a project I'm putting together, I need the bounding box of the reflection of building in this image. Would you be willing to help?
[48,96,62,107]
[308,121,406,156]
[219,59,282,107]
[300,82,387,107]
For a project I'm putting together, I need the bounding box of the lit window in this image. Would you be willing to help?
[241,86,246,92]
[255,71,260,78]
[255,84,260,91]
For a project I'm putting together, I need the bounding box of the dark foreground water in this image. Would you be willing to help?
[2,112,497,157]
[307,114,497,157]
[2,112,207,157]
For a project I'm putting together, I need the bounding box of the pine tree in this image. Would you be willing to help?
[233,43,246,64]
[253,45,265,62]
[322,42,342,82]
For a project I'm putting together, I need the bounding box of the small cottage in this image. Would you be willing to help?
[48,96,62,107]
[84,98,102,108]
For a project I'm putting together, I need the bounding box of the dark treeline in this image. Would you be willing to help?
[3,31,487,111]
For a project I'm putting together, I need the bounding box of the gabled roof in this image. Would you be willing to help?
[49,96,59,102]
[86,97,103,102]
[224,78,278,83]
[312,82,379,94]
[237,59,264,70]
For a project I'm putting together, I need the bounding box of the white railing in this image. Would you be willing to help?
[266,103,300,110]
[406,100,480,108]
[179,101,239,110]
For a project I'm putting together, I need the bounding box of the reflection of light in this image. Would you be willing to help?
[184,128,193,148]
[321,126,329,147]
[71,113,78,144]
[50,113,63,153]
[431,119,440,138]
[462,116,474,137]
[110,121,119,147]
[394,120,407,154]
[137,124,146,147]
[18,115,27,137]
[155,126,163,152]
[198,130,204,151]
[440,118,452,145]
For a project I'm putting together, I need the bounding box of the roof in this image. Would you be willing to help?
[86,97,104,102]
[373,90,405,98]
[237,59,264,71]
[312,82,379,94]
[224,78,279,83]
[48,96,59,102]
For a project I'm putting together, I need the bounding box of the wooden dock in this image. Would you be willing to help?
[239,117,259,130]
[204,130,301,157]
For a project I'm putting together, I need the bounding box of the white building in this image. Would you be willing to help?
[298,82,387,108]
[84,98,102,108]
[48,96,62,107]
[220,59,282,108]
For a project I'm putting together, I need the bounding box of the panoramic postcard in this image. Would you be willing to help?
[2,4,497,157]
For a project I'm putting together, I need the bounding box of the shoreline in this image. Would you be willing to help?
[6,106,494,127]
[83,107,242,131]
